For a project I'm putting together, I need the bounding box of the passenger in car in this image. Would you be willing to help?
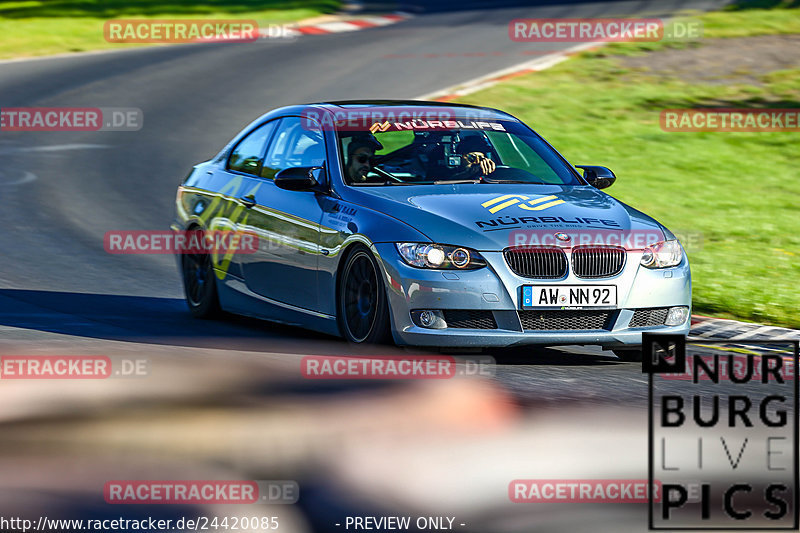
[452,135,496,179]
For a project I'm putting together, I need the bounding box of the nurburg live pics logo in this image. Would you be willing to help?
[645,333,799,530]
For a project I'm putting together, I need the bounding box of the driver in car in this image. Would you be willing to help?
[346,133,383,183]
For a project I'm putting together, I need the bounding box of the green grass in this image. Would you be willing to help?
[456,4,800,328]
[0,0,341,59]
[585,1,800,58]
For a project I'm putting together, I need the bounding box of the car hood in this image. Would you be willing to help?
[345,184,666,250]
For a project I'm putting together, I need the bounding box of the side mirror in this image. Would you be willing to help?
[576,165,616,189]
[274,166,323,191]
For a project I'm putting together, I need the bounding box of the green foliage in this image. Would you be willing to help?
[0,0,340,58]
[456,8,800,328]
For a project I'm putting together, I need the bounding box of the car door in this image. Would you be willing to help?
[237,116,327,312]
[203,119,278,281]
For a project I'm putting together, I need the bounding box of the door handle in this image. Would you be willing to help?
[240,194,256,208]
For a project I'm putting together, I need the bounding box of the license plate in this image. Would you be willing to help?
[521,285,617,308]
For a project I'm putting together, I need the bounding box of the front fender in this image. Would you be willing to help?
[316,199,430,316]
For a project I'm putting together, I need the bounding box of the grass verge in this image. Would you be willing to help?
[456,2,800,328]
[0,0,341,60]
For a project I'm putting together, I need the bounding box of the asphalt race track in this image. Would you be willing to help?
[0,0,727,358]
[4,1,787,532]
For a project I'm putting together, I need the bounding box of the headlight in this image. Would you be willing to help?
[396,243,486,269]
[640,240,683,268]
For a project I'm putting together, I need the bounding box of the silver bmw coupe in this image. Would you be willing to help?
[173,101,690,359]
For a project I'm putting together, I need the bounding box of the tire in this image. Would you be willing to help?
[337,246,391,344]
[181,238,221,319]
[613,348,643,362]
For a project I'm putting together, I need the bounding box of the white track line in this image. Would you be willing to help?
[363,16,404,26]
[416,41,606,100]
[767,333,800,341]
[730,325,783,340]
[0,171,37,186]
[0,143,109,154]
[314,21,364,32]
[696,320,745,338]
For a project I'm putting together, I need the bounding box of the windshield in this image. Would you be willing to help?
[338,120,582,186]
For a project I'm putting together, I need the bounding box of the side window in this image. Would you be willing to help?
[261,116,325,180]
[227,121,276,175]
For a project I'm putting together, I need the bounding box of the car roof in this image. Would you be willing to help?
[314,100,519,121]
[231,100,523,147]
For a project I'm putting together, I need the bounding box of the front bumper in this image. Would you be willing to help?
[373,243,691,348]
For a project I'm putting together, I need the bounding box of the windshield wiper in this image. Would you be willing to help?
[433,179,481,185]
[371,166,404,183]
[481,178,547,184]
